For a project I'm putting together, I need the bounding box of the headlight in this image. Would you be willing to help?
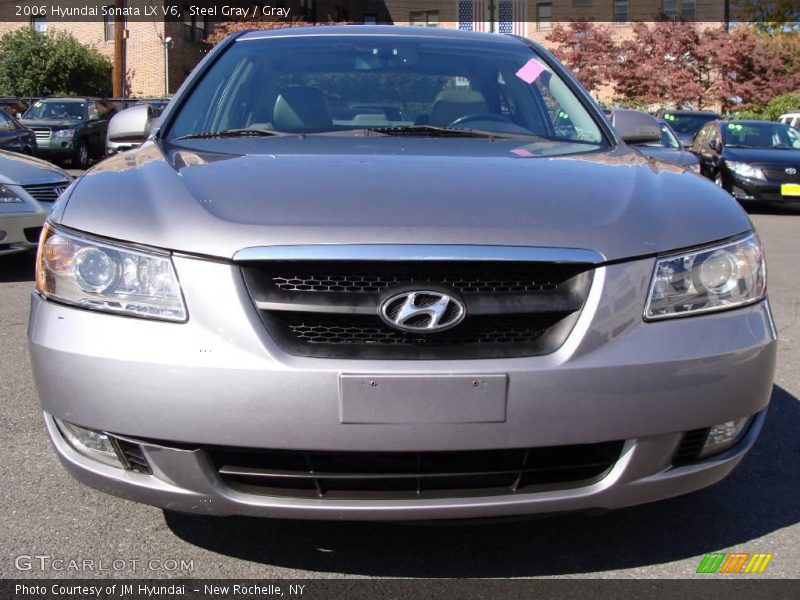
[725,161,764,180]
[35,223,187,322]
[644,233,765,320]
[53,129,76,138]
[0,184,25,203]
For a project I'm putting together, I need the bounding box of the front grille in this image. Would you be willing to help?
[32,128,51,141]
[273,269,564,294]
[242,259,594,359]
[672,428,710,466]
[282,313,559,346]
[761,167,799,182]
[209,441,624,500]
[22,181,69,202]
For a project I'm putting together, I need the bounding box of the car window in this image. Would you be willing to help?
[723,122,800,149]
[0,111,11,131]
[662,113,719,136]
[640,123,680,149]
[95,101,115,120]
[708,127,721,149]
[167,35,607,149]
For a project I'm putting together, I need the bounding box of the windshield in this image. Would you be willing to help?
[639,122,681,149]
[166,34,606,150]
[24,100,86,120]
[723,122,800,150]
[662,113,718,136]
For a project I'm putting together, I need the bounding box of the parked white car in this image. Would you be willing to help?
[0,149,71,256]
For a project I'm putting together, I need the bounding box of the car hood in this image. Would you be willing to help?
[55,136,752,262]
[723,147,800,166]
[633,146,699,168]
[20,119,82,129]
[0,149,71,185]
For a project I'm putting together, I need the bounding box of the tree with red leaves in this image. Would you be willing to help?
[714,26,799,112]
[608,19,725,109]
[545,21,616,93]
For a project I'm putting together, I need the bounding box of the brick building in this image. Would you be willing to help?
[0,1,730,98]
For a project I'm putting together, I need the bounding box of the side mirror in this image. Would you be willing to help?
[16,113,22,120]
[610,109,661,144]
[88,113,100,123]
[107,104,152,146]
[709,139,721,152]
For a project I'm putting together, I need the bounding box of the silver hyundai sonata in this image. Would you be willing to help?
[29,27,776,521]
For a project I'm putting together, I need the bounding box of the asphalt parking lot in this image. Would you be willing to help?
[0,205,798,579]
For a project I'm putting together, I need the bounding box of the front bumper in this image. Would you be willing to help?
[35,138,75,158]
[0,212,45,255]
[29,255,778,520]
[729,173,800,203]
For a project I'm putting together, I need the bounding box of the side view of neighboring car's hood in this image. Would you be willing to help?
[0,149,71,185]
[53,138,752,262]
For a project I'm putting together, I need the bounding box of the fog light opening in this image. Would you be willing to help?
[699,417,752,458]
[54,418,123,468]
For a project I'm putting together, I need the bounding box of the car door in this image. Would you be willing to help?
[84,102,104,155]
[93,101,117,154]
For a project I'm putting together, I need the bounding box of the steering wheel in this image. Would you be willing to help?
[448,113,511,128]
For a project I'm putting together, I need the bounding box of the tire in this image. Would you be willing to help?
[73,140,89,169]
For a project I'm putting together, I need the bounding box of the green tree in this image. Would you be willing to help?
[0,27,112,97]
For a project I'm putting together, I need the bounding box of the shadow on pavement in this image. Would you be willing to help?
[0,250,36,284]
[742,202,800,216]
[165,385,799,577]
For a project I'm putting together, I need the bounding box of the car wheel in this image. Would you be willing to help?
[73,141,89,169]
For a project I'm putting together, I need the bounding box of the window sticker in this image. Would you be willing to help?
[515,59,546,84]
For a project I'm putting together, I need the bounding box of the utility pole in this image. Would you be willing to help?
[112,0,125,98]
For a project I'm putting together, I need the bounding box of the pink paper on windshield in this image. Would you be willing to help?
[515,59,545,84]
[511,147,535,157]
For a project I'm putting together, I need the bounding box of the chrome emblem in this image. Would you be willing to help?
[786,167,798,176]
[53,186,66,196]
[379,290,466,333]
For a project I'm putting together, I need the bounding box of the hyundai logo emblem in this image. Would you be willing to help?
[379,290,466,333]
[787,167,798,176]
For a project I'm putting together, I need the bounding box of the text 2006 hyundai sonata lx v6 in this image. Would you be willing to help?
[29,27,776,520]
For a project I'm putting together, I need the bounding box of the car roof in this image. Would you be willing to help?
[38,97,98,102]
[238,25,526,46]
[662,109,720,115]
[727,120,786,125]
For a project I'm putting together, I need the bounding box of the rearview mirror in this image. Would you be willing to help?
[107,104,152,145]
[610,109,662,144]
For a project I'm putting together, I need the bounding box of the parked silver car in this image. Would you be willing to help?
[0,149,70,256]
[30,27,776,521]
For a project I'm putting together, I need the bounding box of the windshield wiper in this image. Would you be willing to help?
[173,128,283,141]
[368,125,535,140]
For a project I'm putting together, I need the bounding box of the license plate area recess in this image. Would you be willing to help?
[339,374,508,424]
